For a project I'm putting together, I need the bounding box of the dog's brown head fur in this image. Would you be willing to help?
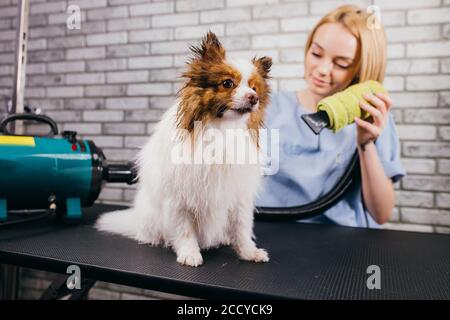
[176,31,271,144]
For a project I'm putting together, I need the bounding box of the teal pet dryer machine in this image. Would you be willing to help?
[0,113,137,224]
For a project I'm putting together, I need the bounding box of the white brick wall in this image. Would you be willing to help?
[0,0,449,300]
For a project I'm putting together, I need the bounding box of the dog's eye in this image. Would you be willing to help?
[222,79,234,89]
[252,87,257,92]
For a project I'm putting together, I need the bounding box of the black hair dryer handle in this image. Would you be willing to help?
[0,113,59,136]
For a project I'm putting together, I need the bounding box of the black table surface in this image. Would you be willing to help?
[0,204,449,299]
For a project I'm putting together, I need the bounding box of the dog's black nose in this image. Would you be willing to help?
[246,93,259,106]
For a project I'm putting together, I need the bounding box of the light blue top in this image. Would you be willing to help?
[255,91,406,228]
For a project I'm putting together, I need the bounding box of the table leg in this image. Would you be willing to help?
[0,264,21,300]
[40,274,96,300]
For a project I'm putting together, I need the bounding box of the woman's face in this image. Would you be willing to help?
[304,22,358,97]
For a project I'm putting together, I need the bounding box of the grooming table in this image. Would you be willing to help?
[0,204,449,299]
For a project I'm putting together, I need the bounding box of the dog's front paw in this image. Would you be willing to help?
[176,250,204,267]
[238,247,269,263]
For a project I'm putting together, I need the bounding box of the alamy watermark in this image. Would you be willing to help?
[366,265,381,290]
[170,121,280,175]
[66,264,81,290]
[366,5,382,30]
[66,5,81,30]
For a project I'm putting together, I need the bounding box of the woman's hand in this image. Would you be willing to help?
[354,92,393,150]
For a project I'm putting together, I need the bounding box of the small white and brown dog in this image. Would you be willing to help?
[95,32,272,267]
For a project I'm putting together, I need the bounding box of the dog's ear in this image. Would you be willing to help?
[189,31,225,62]
[253,56,272,79]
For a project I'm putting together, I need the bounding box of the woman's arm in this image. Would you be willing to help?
[354,92,396,224]
[357,140,395,224]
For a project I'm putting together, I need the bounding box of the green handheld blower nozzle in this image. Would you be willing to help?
[301,80,388,134]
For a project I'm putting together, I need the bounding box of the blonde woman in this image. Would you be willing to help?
[255,5,406,228]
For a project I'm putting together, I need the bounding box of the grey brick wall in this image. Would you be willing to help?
[0,0,449,299]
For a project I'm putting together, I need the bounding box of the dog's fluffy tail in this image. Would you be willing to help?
[95,209,137,239]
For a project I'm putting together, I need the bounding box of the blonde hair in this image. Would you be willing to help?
[304,5,387,84]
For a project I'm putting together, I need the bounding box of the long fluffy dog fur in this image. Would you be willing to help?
[95,32,272,267]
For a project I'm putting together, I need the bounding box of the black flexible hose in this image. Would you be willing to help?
[254,150,360,222]
[0,208,56,229]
